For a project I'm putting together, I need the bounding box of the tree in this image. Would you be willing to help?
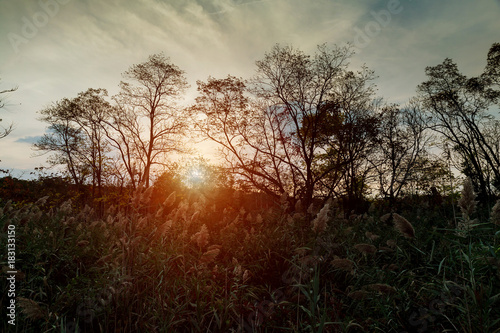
[108,53,189,188]
[313,68,379,212]
[35,98,89,186]
[371,101,430,203]
[70,88,112,198]
[0,78,17,139]
[193,44,377,209]
[34,89,113,193]
[418,44,500,198]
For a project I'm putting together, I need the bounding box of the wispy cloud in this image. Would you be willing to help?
[15,135,42,144]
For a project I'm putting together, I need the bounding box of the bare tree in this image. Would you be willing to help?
[35,98,89,186]
[34,89,114,194]
[108,53,189,188]
[70,88,113,197]
[372,101,431,203]
[418,45,500,197]
[193,44,378,209]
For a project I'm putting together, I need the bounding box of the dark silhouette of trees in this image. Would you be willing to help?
[34,89,113,193]
[418,44,500,198]
[372,101,431,203]
[108,53,189,188]
[35,98,89,186]
[193,44,379,209]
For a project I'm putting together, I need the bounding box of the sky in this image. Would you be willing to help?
[0,0,499,178]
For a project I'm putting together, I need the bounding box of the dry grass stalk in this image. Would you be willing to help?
[365,231,380,241]
[347,290,369,300]
[392,213,415,239]
[191,224,209,249]
[17,297,46,320]
[380,213,392,223]
[490,199,500,226]
[331,258,355,273]
[364,283,396,294]
[386,239,397,248]
[458,177,477,219]
[312,203,330,234]
[354,243,377,255]
[198,246,221,265]
[158,220,173,237]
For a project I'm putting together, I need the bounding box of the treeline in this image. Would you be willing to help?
[18,42,500,211]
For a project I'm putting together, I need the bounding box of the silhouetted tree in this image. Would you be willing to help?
[34,89,113,194]
[193,44,378,209]
[108,53,189,188]
[418,43,500,198]
[35,98,89,186]
[372,101,430,203]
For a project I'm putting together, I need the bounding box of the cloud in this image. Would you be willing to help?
[0,0,499,174]
[15,135,42,144]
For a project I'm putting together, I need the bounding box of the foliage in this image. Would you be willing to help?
[1,178,499,332]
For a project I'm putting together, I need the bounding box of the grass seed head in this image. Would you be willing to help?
[392,213,415,239]
[458,177,477,219]
[490,199,500,225]
[354,243,377,255]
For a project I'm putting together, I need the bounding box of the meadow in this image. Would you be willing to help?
[1,176,499,332]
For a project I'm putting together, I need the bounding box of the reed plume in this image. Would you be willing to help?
[392,213,415,239]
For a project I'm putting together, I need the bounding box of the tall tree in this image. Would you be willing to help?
[314,68,379,211]
[371,101,430,202]
[418,44,500,197]
[109,53,189,188]
[35,98,89,186]
[71,88,112,198]
[34,89,113,193]
[193,44,377,208]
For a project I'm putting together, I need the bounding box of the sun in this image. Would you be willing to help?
[182,164,208,189]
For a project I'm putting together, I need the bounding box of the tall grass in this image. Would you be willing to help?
[1,186,499,332]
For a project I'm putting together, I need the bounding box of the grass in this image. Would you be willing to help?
[1,187,499,332]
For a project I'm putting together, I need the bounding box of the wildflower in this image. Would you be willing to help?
[190,210,200,223]
[347,290,369,300]
[312,203,330,234]
[155,207,164,219]
[158,220,173,236]
[386,239,397,248]
[456,178,478,237]
[59,199,72,215]
[77,240,89,247]
[392,213,415,239]
[295,199,302,213]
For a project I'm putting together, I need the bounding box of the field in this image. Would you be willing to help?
[1,178,499,332]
